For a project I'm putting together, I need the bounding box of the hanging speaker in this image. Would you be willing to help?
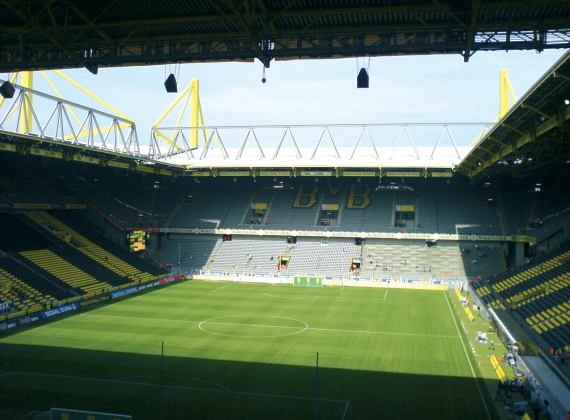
[357,68,369,88]
[0,81,15,98]
[164,74,178,93]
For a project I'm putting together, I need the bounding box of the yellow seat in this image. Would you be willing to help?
[543,320,554,330]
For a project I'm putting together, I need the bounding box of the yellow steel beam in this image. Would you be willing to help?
[153,80,195,128]
[19,72,34,134]
[469,69,516,147]
[153,129,178,148]
[499,69,517,119]
[191,78,200,149]
[152,78,207,150]
[41,71,84,130]
[53,70,133,121]
[62,123,132,141]
[42,71,132,140]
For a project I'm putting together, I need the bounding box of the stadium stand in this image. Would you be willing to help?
[157,237,220,272]
[4,148,570,360]
[208,238,288,273]
[0,255,75,301]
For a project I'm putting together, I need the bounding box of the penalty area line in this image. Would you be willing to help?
[7,371,349,405]
[341,401,350,420]
[211,283,232,292]
[16,410,43,420]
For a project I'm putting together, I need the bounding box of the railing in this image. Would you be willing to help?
[0,80,141,156]
[149,123,492,166]
[194,269,466,284]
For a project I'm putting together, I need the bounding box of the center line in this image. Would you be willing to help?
[84,314,458,339]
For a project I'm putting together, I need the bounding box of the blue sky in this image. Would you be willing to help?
[1,48,567,148]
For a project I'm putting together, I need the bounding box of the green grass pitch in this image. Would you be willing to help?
[1,280,499,419]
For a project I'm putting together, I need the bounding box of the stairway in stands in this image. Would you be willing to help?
[26,213,158,284]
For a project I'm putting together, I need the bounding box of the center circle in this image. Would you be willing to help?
[198,315,308,338]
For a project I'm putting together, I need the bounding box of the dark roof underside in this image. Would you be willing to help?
[2,0,570,73]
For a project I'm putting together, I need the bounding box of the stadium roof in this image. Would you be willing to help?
[457,49,570,178]
[1,1,570,179]
[150,123,477,174]
[2,0,570,73]
[2,46,569,179]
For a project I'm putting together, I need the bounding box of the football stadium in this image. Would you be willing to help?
[2,2,570,420]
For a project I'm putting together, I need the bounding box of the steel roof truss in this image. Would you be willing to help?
[200,128,229,160]
[59,105,80,144]
[554,71,570,82]
[462,0,481,62]
[521,103,555,123]
[272,127,302,160]
[311,127,340,160]
[164,130,195,160]
[65,0,117,44]
[430,125,461,160]
[236,128,266,160]
[501,122,526,137]
[106,119,122,153]
[125,127,140,157]
[177,131,196,160]
[22,93,45,138]
[390,126,419,160]
[349,126,379,160]
[0,93,23,131]
[166,131,183,157]
[3,2,88,70]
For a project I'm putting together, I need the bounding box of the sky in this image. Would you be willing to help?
[1,48,568,149]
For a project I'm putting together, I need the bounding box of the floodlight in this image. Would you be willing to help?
[357,68,369,88]
[164,74,178,93]
[0,81,15,98]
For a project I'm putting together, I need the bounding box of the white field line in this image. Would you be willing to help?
[84,313,459,339]
[111,375,231,391]
[211,283,232,292]
[341,401,350,420]
[308,326,457,339]
[0,371,12,379]
[383,289,388,300]
[263,294,389,302]
[3,371,349,405]
[443,292,492,420]
[16,410,43,420]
